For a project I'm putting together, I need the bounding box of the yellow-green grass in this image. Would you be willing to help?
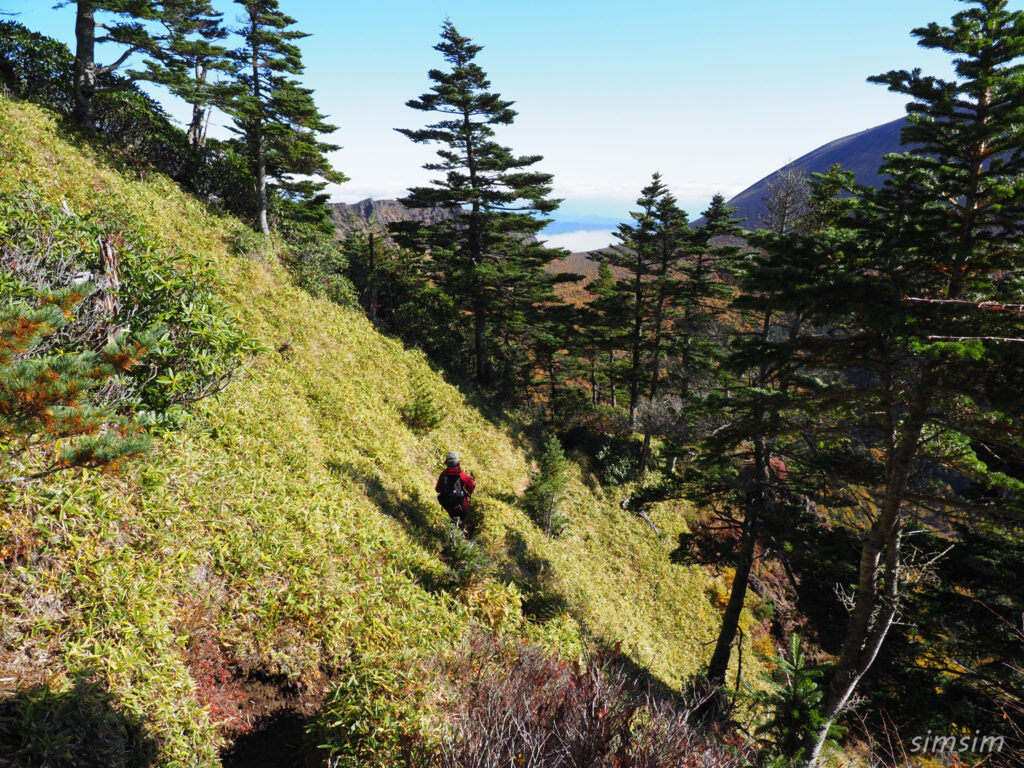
[0,96,754,764]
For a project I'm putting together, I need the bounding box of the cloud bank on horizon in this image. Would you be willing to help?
[544,229,618,253]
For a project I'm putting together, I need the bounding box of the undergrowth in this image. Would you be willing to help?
[0,96,748,766]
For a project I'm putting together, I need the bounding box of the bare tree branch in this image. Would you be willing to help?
[905,296,1024,314]
[925,335,1024,343]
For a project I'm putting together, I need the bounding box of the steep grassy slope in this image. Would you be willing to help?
[0,98,743,765]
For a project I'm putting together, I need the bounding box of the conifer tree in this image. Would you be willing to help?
[225,0,345,234]
[747,3,1024,762]
[676,194,742,396]
[393,20,563,385]
[636,171,857,719]
[525,301,578,418]
[650,194,743,473]
[605,174,675,427]
[59,0,163,129]
[523,435,571,537]
[635,183,692,472]
[140,0,230,149]
[579,261,628,407]
[689,176,850,713]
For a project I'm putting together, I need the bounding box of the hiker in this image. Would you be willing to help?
[436,451,475,531]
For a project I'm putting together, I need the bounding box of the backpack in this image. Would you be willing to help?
[437,472,465,509]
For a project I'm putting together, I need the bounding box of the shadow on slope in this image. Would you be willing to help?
[220,711,314,768]
[500,528,571,623]
[0,672,158,768]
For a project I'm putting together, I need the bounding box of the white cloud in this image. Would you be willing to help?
[544,229,617,253]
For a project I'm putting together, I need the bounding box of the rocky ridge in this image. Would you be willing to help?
[327,198,456,232]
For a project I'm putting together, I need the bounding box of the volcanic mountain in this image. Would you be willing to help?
[720,117,906,228]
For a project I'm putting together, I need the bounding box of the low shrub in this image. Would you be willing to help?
[594,435,642,487]
[0,674,159,768]
[443,523,489,587]
[402,377,442,434]
[432,632,750,768]
[0,187,260,425]
[744,634,844,766]
[280,221,358,307]
[312,662,428,768]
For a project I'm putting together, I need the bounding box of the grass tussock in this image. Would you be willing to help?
[0,96,746,766]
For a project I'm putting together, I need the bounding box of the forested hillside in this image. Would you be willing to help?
[2,2,1024,768]
[0,96,737,767]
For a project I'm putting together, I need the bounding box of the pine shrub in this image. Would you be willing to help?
[443,523,489,587]
[0,188,260,426]
[1,289,151,484]
[522,436,571,537]
[401,377,441,434]
[745,634,844,765]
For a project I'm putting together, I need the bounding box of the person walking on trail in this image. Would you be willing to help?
[436,451,475,531]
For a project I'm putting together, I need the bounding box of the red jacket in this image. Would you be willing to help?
[436,466,475,511]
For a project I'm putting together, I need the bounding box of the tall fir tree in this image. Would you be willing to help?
[392,20,563,385]
[604,174,669,428]
[636,178,692,473]
[674,194,742,398]
[631,170,862,721]
[225,0,345,234]
[685,172,857,716]
[726,3,1024,762]
[139,0,230,149]
[579,261,629,408]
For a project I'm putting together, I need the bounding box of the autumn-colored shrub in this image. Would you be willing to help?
[433,633,751,768]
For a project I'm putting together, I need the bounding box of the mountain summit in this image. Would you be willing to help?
[722,117,906,227]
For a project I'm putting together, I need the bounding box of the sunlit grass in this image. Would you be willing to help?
[0,96,749,766]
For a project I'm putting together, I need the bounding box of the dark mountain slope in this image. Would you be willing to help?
[719,117,906,228]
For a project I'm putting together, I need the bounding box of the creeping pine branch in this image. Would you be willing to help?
[0,465,70,485]
[904,492,1024,523]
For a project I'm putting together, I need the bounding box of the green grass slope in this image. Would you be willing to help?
[0,97,742,765]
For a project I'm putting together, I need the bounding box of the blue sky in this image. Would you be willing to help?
[6,0,970,239]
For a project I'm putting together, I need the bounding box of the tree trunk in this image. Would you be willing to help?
[706,502,758,688]
[368,232,379,324]
[608,348,617,408]
[474,296,490,384]
[799,395,928,767]
[548,358,558,420]
[185,59,209,148]
[73,2,96,131]
[590,357,599,405]
[250,39,269,235]
[255,130,268,233]
[639,246,671,476]
[186,102,206,149]
[628,322,642,428]
[638,432,652,475]
[699,429,771,723]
